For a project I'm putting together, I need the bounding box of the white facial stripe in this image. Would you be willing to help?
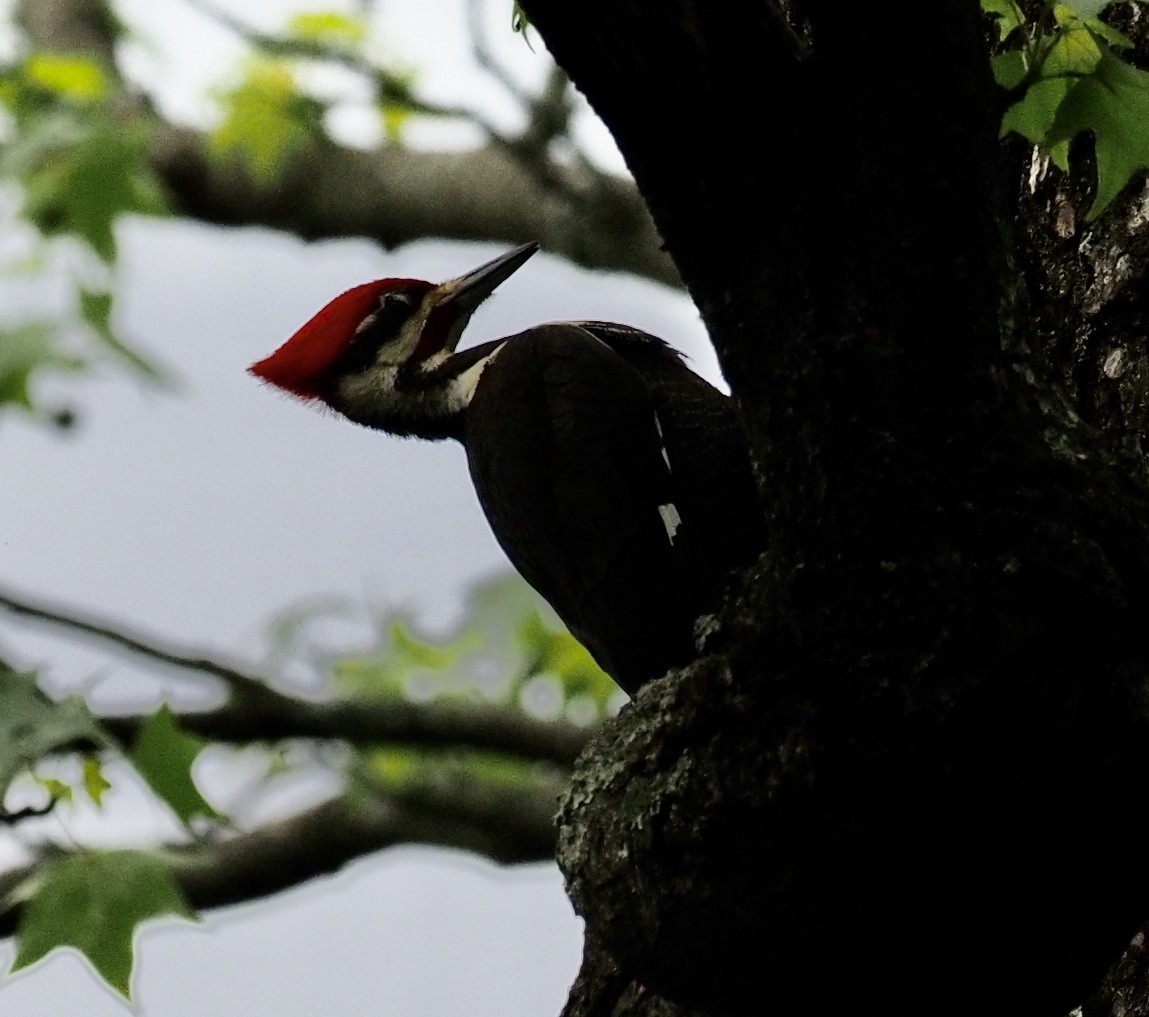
[449,342,507,409]
[659,502,682,545]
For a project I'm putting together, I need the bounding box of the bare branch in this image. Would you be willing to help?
[0,782,559,935]
[167,781,560,912]
[0,584,269,700]
[16,0,117,62]
[468,0,532,103]
[512,65,575,168]
[98,696,591,767]
[150,123,678,286]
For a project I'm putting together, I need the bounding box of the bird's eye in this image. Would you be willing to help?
[372,290,418,333]
[353,290,417,339]
[379,292,413,312]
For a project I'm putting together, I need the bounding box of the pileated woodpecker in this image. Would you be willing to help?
[249,243,760,695]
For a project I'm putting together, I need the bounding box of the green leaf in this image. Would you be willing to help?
[3,111,166,263]
[1001,74,1072,147]
[1086,17,1134,49]
[332,574,614,709]
[24,53,109,104]
[0,321,84,410]
[212,59,321,182]
[981,0,1026,41]
[991,49,1030,90]
[11,850,195,1000]
[288,11,367,48]
[368,746,427,787]
[392,624,465,671]
[1066,0,1114,17]
[516,610,614,705]
[1042,19,1103,77]
[129,706,220,825]
[79,287,168,382]
[34,776,73,805]
[365,746,542,793]
[380,100,413,142]
[1047,48,1149,217]
[0,668,110,801]
[82,757,111,807]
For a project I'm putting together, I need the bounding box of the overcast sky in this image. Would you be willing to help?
[0,1,721,1013]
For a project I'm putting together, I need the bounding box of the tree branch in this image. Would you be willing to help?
[0,781,559,936]
[0,583,592,765]
[99,697,590,766]
[17,0,679,288]
[149,121,677,284]
[180,0,508,136]
[0,584,268,697]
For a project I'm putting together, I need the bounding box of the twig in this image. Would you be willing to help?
[0,584,270,699]
[0,785,558,934]
[468,0,531,102]
[180,0,509,138]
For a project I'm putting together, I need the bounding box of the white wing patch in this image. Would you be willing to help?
[653,412,672,471]
[651,412,678,543]
[659,502,682,544]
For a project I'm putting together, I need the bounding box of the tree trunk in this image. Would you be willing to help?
[519,2,1149,1014]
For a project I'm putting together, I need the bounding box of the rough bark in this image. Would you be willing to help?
[519,2,1149,1016]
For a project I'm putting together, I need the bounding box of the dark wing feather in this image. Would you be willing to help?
[575,322,762,614]
[464,324,696,693]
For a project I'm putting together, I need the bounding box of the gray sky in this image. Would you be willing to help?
[0,1,723,1012]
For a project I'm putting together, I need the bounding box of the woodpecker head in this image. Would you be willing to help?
[249,241,538,436]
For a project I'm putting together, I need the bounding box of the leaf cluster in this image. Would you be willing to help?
[985,0,1149,217]
[0,573,596,1002]
[0,49,168,418]
[0,53,166,261]
[0,669,204,999]
[210,57,327,183]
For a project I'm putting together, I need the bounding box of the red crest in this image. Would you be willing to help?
[248,279,424,399]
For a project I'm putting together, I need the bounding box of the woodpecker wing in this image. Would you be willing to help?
[573,321,762,614]
[464,324,697,693]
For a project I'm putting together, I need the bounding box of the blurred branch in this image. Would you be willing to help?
[0,584,593,765]
[100,697,591,766]
[468,0,533,104]
[0,781,559,935]
[150,120,678,285]
[180,0,509,137]
[0,584,270,699]
[16,0,117,63]
[16,0,679,287]
[464,1,611,208]
[169,779,561,910]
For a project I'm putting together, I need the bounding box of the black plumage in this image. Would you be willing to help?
[465,322,759,692]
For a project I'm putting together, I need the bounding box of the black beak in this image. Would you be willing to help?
[435,242,539,352]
